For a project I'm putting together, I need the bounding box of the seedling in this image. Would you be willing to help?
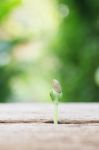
[50,79,62,124]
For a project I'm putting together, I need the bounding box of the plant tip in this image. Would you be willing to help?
[52,79,62,94]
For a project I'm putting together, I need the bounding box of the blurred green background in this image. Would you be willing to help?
[0,0,99,102]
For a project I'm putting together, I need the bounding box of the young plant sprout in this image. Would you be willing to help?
[50,79,62,124]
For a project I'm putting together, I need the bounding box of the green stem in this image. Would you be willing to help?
[54,101,58,124]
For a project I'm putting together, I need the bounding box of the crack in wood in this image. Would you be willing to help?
[44,120,99,124]
[0,119,99,125]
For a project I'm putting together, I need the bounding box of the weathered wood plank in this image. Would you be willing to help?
[0,103,99,123]
[0,123,99,150]
[0,103,99,150]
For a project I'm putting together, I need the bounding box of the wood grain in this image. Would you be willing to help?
[0,103,99,150]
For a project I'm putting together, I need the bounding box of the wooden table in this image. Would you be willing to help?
[0,103,99,150]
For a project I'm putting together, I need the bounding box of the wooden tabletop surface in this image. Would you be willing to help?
[0,103,99,150]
